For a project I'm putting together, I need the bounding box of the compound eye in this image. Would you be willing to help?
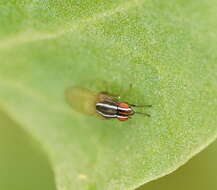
[118,102,129,109]
[117,116,128,121]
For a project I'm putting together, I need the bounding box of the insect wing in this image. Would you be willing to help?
[65,87,98,117]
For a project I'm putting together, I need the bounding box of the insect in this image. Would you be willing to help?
[65,87,151,121]
[96,92,151,121]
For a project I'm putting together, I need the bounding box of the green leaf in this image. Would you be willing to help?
[0,0,217,189]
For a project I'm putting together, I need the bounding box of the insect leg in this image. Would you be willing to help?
[130,104,152,107]
[135,112,151,117]
[101,92,121,99]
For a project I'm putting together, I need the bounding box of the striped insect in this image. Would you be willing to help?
[96,92,151,121]
[65,87,151,121]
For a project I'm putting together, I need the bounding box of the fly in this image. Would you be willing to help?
[96,92,151,121]
[65,87,151,121]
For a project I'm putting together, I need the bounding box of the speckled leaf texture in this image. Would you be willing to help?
[0,0,217,190]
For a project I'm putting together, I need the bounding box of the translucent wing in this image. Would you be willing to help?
[65,87,99,117]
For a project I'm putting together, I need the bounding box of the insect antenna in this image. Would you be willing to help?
[130,104,152,107]
[135,112,151,117]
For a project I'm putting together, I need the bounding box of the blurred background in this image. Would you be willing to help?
[0,109,216,190]
[138,139,217,190]
[0,110,56,190]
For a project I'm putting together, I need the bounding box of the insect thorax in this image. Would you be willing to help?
[96,102,118,118]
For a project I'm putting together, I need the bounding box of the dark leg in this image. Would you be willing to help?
[130,104,152,107]
[100,91,121,101]
[104,92,120,99]
[135,112,151,117]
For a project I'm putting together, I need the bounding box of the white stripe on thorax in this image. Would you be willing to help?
[96,103,117,110]
[118,107,132,112]
[96,110,117,118]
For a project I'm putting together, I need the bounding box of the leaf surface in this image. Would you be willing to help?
[0,0,217,189]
